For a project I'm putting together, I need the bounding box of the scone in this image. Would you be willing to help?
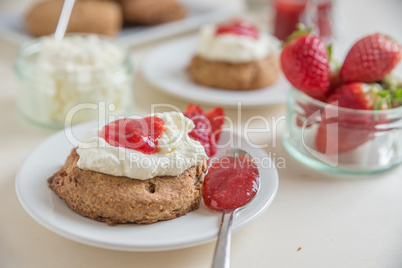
[48,149,207,225]
[47,112,208,225]
[121,0,185,25]
[188,20,280,91]
[25,0,122,37]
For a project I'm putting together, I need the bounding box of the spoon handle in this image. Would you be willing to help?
[54,0,76,40]
[212,210,235,268]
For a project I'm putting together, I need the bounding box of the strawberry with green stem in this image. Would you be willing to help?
[327,83,390,110]
[380,75,402,107]
[327,44,343,94]
[280,24,330,101]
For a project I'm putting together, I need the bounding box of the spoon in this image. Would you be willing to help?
[54,0,76,40]
[206,148,261,268]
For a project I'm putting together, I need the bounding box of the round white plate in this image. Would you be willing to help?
[15,120,278,252]
[142,35,290,107]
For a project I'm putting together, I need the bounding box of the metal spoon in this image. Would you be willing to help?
[54,0,76,40]
[211,148,261,268]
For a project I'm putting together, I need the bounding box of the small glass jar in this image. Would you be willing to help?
[273,0,334,41]
[283,89,402,174]
[14,34,133,129]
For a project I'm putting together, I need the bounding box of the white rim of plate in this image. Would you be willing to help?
[142,35,290,108]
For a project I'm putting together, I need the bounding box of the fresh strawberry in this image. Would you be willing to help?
[280,25,330,101]
[315,117,374,155]
[184,104,225,157]
[327,83,389,110]
[340,33,402,83]
[315,83,390,155]
[295,47,338,129]
[315,106,392,155]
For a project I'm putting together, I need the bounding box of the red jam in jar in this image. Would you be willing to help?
[274,0,333,41]
[202,156,260,211]
[216,20,259,40]
[99,116,167,154]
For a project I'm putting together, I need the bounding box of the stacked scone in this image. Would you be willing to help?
[48,112,208,225]
[189,19,280,91]
[121,0,185,26]
[25,0,185,37]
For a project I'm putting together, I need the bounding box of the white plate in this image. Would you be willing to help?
[15,120,278,252]
[142,35,291,107]
[0,0,237,46]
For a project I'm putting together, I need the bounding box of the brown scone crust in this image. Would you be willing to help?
[188,54,280,91]
[121,0,185,25]
[25,0,122,37]
[48,149,207,225]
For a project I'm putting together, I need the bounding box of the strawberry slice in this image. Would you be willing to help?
[205,107,225,147]
[340,33,401,83]
[215,20,259,39]
[184,104,212,156]
[280,25,330,101]
[184,104,225,157]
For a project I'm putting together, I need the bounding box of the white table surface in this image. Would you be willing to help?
[1,0,402,267]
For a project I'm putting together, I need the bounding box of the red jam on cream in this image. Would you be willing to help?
[99,116,167,154]
[202,156,260,211]
[76,112,207,180]
[195,21,279,64]
[216,20,259,39]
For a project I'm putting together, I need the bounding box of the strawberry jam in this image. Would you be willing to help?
[215,20,259,40]
[99,116,166,154]
[202,156,260,211]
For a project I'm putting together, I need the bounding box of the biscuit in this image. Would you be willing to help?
[188,54,280,91]
[121,0,185,25]
[25,0,122,37]
[48,149,207,225]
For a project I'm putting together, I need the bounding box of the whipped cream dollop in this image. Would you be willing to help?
[76,112,208,180]
[37,35,125,71]
[18,34,131,125]
[195,24,280,63]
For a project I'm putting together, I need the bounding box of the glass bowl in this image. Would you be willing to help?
[283,88,402,174]
[14,34,134,129]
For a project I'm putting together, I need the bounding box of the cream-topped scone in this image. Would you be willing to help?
[77,112,207,180]
[48,112,208,225]
[188,19,281,90]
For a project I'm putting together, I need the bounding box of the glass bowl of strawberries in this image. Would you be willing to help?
[281,26,402,174]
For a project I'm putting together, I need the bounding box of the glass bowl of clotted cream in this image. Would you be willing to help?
[14,34,133,129]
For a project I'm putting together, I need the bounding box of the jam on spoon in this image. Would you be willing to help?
[202,154,260,210]
[202,149,260,268]
[99,116,167,155]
